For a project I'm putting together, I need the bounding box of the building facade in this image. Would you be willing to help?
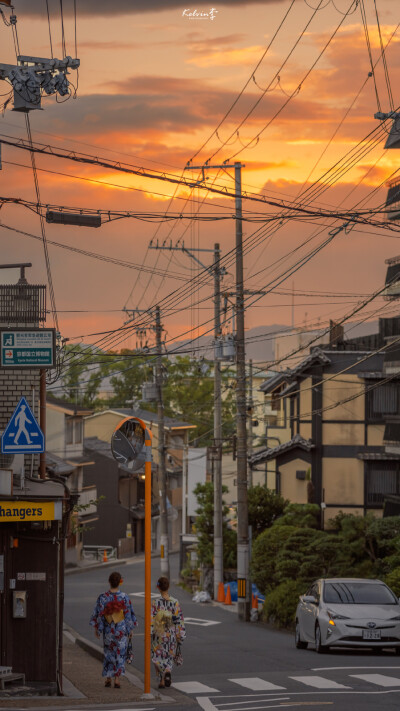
[250,345,400,525]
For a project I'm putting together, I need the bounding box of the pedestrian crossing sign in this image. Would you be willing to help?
[1,397,45,454]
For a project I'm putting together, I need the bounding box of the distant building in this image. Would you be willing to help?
[84,407,196,552]
[46,397,95,565]
[250,335,400,526]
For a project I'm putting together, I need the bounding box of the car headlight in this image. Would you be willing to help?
[327,610,350,625]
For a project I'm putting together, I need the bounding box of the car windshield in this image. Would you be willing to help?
[323,582,397,605]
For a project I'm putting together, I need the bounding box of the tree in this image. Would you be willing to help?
[275,503,320,529]
[247,484,288,538]
[163,357,235,444]
[59,344,111,407]
[193,482,237,569]
[332,513,400,578]
[107,351,153,408]
[250,524,297,594]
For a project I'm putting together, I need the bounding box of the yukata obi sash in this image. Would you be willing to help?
[103,598,126,624]
[153,609,173,638]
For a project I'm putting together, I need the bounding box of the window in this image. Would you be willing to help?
[66,419,73,445]
[66,417,83,445]
[366,461,400,506]
[367,383,400,421]
[74,420,83,444]
[324,581,396,605]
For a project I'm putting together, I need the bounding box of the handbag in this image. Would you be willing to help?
[174,642,183,667]
[126,638,134,664]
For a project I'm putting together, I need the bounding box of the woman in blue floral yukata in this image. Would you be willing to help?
[151,576,186,688]
[90,571,137,688]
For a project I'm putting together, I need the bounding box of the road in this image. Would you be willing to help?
[65,553,400,711]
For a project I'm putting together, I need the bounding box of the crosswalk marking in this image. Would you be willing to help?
[172,681,220,693]
[289,675,350,689]
[350,673,400,687]
[229,677,286,691]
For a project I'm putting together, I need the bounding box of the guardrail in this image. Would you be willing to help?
[82,545,117,562]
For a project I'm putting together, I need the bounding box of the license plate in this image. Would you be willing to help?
[362,630,381,640]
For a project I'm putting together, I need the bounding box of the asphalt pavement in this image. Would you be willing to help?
[62,552,400,711]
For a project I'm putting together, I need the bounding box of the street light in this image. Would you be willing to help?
[46,211,102,228]
[111,416,153,699]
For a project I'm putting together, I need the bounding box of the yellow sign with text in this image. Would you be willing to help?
[0,501,62,522]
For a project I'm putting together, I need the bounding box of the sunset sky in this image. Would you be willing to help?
[0,0,399,354]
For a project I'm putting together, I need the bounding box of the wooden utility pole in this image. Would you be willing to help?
[184,162,249,619]
[233,162,250,621]
[247,359,253,489]
[212,243,223,600]
[155,305,170,579]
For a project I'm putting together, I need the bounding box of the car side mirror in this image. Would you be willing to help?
[302,595,317,604]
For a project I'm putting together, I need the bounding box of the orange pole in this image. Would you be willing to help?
[144,434,152,697]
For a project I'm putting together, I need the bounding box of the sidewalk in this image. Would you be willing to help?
[0,626,190,709]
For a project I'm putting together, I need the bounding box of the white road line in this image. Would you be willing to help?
[229,678,286,691]
[185,617,222,626]
[197,700,291,711]
[215,697,290,707]
[196,698,219,711]
[289,675,350,689]
[173,681,220,693]
[350,673,400,687]
[313,665,400,671]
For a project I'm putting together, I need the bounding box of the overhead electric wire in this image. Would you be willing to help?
[373,0,395,112]
[0,222,189,280]
[208,0,358,164]
[203,0,328,164]
[187,0,297,164]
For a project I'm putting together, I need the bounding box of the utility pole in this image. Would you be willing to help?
[212,243,223,600]
[185,162,250,620]
[155,305,170,579]
[233,162,250,622]
[247,359,253,488]
[150,240,224,597]
[123,305,170,578]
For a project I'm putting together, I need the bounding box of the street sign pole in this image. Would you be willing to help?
[143,427,152,698]
[110,416,154,698]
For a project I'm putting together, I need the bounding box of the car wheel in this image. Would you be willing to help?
[295,620,308,649]
[315,623,328,654]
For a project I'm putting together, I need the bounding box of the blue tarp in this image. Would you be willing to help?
[223,581,265,603]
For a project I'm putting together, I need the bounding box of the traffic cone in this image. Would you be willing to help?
[252,593,258,609]
[217,582,225,602]
[224,586,232,605]
[103,549,108,563]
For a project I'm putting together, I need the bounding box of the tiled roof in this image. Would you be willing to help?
[358,451,400,461]
[260,371,291,393]
[86,407,195,430]
[46,452,75,476]
[249,434,314,464]
[260,349,331,393]
[46,396,94,416]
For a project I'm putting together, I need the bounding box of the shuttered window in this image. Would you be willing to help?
[366,462,400,505]
[367,384,400,421]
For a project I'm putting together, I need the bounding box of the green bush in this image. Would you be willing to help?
[385,567,400,597]
[261,580,306,628]
[250,524,296,593]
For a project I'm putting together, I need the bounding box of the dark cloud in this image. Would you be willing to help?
[12,0,285,17]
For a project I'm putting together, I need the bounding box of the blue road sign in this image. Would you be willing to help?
[1,397,45,454]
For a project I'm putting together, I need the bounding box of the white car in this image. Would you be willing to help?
[295,578,400,653]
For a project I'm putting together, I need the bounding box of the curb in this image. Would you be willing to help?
[63,623,193,705]
[64,549,173,576]
[65,559,128,576]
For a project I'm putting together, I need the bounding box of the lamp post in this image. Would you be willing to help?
[111,416,153,698]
